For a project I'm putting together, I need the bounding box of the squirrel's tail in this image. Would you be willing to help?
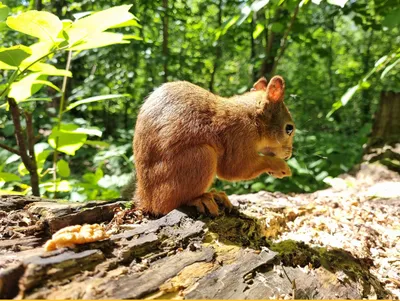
[120,170,136,200]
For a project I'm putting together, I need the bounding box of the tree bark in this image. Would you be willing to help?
[7,98,40,196]
[361,30,374,124]
[368,91,400,148]
[35,0,42,11]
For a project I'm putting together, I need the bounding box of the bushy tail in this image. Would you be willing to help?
[120,170,136,200]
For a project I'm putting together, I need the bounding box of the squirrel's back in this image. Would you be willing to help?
[135,81,225,153]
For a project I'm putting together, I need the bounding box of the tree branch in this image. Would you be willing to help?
[7,97,40,196]
[0,142,20,155]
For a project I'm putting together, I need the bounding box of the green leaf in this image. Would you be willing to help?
[382,8,400,29]
[327,0,348,7]
[109,19,141,29]
[341,85,359,106]
[57,159,71,177]
[0,172,20,182]
[6,10,63,42]
[271,23,284,33]
[18,162,29,176]
[72,127,102,137]
[0,97,52,110]
[68,32,130,51]
[123,34,143,41]
[28,63,72,77]
[41,180,71,192]
[0,3,10,22]
[36,150,52,174]
[381,58,400,79]
[8,73,44,102]
[64,94,129,112]
[84,140,110,148]
[65,5,134,46]
[0,45,31,67]
[48,124,88,155]
[70,5,133,33]
[34,80,61,92]
[23,41,54,64]
[253,24,264,39]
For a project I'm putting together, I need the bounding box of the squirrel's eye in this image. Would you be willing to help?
[285,124,294,135]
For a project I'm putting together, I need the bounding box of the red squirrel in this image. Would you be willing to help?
[131,76,295,216]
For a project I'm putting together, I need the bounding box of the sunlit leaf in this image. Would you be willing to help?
[0,172,20,182]
[0,45,31,67]
[23,41,54,64]
[57,159,71,177]
[340,85,359,106]
[253,24,264,39]
[36,150,52,174]
[381,58,400,79]
[327,0,348,7]
[48,124,88,155]
[34,80,61,92]
[41,180,71,192]
[109,19,141,29]
[72,127,102,137]
[6,10,63,42]
[24,62,72,77]
[8,73,43,102]
[123,35,143,40]
[65,5,134,46]
[250,0,271,11]
[64,94,129,112]
[374,55,388,67]
[0,3,10,22]
[68,32,130,51]
[85,140,110,148]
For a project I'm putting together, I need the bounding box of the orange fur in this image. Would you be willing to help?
[133,76,295,215]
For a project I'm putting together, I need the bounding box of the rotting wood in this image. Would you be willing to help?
[94,247,215,299]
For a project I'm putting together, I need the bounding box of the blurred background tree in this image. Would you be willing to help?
[0,0,399,200]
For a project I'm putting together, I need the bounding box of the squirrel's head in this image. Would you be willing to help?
[252,76,294,160]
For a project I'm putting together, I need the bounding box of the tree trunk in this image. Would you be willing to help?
[364,91,400,172]
[162,0,169,83]
[368,91,400,147]
[35,0,42,10]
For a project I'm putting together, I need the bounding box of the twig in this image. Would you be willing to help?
[7,97,40,196]
[0,142,20,155]
[52,50,73,197]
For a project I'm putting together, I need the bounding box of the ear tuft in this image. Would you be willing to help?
[267,76,285,102]
[251,77,268,91]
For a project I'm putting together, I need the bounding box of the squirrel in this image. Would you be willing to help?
[129,76,295,216]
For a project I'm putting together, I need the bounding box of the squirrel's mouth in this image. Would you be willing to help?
[259,146,292,160]
[259,147,276,157]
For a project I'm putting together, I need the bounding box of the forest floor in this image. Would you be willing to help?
[0,163,399,299]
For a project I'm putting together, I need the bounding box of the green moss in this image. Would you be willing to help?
[270,240,322,267]
[204,210,267,248]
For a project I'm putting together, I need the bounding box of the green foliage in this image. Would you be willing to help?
[0,2,139,198]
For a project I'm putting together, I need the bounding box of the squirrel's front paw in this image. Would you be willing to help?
[267,158,292,179]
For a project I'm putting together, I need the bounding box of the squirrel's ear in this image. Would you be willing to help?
[266,76,285,102]
[251,77,268,91]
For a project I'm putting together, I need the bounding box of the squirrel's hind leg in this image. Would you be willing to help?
[135,144,218,215]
